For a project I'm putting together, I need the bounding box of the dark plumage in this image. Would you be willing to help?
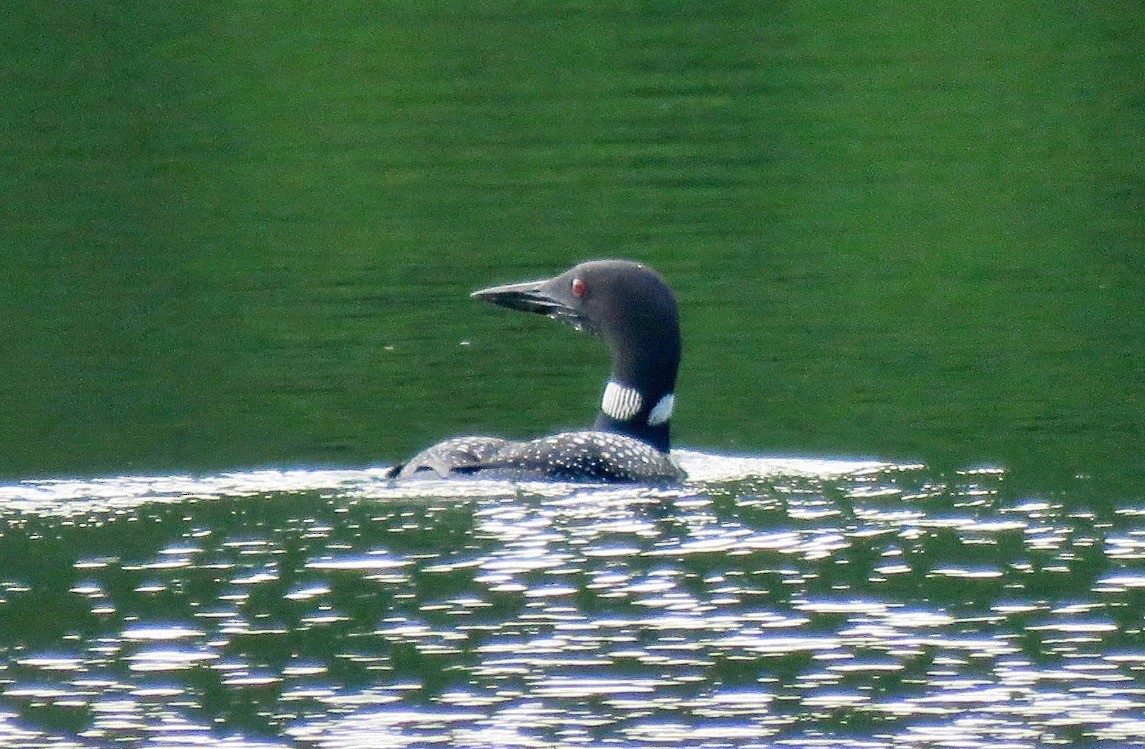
[388,259,685,483]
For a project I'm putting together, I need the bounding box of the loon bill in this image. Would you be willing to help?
[388,259,685,483]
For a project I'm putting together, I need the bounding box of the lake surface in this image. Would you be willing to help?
[0,2,1141,746]
[1,1,1141,487]
[1,458,1142,748]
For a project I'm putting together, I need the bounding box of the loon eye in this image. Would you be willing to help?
[571,277,587,298]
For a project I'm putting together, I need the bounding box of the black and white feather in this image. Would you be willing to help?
[392,431,684,483]
[389,259,685,484]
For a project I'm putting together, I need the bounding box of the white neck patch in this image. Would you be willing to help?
[647,392,675,426]
[601,381,643,421]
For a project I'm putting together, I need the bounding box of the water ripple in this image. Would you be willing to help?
[0,456,1141,747]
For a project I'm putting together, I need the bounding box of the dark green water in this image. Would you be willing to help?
[1,1,1140,488]
[1,3,1143,747]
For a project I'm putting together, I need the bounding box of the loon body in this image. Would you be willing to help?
[390,259,685,483]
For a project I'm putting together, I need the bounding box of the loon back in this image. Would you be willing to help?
[392,432,684,483]
[389,259,684,483]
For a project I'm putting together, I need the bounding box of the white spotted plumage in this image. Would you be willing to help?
[394,260,684,482]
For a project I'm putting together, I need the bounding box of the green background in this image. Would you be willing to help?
[2,1,1141,487]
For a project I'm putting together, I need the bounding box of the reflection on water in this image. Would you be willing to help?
[0,454,1141,748]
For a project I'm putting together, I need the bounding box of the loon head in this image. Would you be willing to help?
[472,259,681,452]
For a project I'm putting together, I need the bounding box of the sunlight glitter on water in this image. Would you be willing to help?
[0,454,1141,748]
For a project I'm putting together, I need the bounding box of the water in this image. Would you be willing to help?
[1,457,1141,748]
[1,2,1141,744]
[1,1,1141,484]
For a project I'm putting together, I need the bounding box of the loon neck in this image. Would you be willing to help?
[596,380,674,452]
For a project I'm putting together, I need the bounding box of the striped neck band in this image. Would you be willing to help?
[647,392,675,426]
[601,381,643,421]
[601,382,675,426]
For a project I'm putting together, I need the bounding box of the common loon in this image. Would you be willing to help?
[388,259,685,483]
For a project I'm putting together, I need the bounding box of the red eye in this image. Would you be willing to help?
[571,277,587,298]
